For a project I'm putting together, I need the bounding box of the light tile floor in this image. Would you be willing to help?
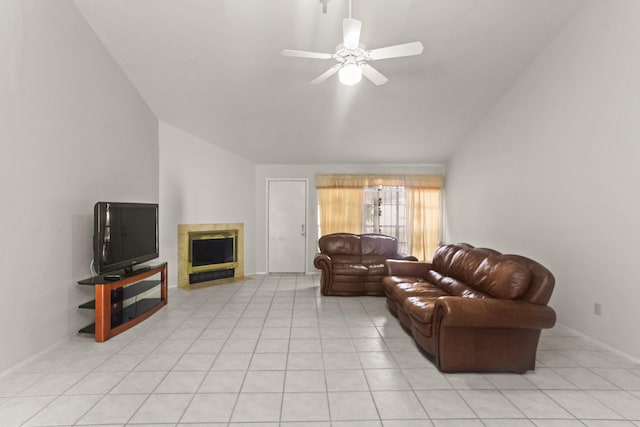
[1,274,639,426]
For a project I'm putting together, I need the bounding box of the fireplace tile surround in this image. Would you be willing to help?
[178,223,245,290]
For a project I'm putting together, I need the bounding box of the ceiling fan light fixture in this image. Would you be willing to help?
[339,62,362,85]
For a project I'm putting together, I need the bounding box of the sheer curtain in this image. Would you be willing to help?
[317,187,363,235]
[407,187,441,261]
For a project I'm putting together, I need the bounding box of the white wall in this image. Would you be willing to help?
[255,164,445,274]
[0,0,158,372]
[445,0,640,359]
[159,122,256,285]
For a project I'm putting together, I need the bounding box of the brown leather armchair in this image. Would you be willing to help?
[314,233,417,296]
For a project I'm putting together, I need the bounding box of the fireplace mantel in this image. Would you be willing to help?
[178,223,245,289]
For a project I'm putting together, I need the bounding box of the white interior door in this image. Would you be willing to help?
[268,179,307,273]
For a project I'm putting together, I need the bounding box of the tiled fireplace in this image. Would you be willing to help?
[177,223,245,289]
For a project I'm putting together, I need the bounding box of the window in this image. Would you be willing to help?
[363,186,408,254]
[316,174,443,261]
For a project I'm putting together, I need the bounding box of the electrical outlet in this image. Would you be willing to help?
[594,303,602,316]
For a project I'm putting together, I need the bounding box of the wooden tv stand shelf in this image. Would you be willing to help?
[78,263,168,342]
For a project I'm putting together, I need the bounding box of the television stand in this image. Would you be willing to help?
[78,263,168,342]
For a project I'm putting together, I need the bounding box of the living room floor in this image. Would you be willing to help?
[1,274,639,427]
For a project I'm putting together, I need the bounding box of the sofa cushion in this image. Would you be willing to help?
[432,245,532,300]
[382,276,427,300]
[362,252,392,269]
[431,244,465,276]
[404,296,439,336]
[361,234,399,257]
[472,258,532,299]
[319,233,361,255]
[331,254,363,265]
[333,263,369,276]
[365,262,387,276]
[432,243,480,273]
[449,248,493,283]
[390,282,446,303]
[382,276,426,289]
[439,276,490,298]
[422,269,486,298]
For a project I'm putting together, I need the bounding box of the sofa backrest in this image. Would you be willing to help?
[502,254,555,305]
[431,243,554,304]
[361,233,398,253]
[360,233,399,266]
[431,243,474,275]
[318,233,401,265]
[318,233,361,255]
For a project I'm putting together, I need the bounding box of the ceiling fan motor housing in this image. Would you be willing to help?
[334,44,367,67]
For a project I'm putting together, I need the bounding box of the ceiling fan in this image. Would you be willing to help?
[281,0,423,86]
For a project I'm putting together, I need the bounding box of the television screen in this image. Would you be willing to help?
[94,202,159,275]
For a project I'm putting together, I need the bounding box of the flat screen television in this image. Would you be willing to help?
[93,202,159,276]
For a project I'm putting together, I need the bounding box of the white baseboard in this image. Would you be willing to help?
[0,333,78,378]
[555,322,640,365]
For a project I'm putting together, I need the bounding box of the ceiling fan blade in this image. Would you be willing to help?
[367,41,424,60]
[281,49,333,60]
[361,64,388,86]
[310,64,341,85]
[343,18,362,49]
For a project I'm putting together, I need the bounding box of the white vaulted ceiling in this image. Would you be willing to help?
[73,0,584,164]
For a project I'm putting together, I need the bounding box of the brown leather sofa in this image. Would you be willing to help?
[314,233,417,296]
[383,243,556,373]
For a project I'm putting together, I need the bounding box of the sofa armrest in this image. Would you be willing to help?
[385,259,432,277]
[435,297,556,330]
[399,254,419,261]
[313,253,332,271]
[314,253,334,296]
